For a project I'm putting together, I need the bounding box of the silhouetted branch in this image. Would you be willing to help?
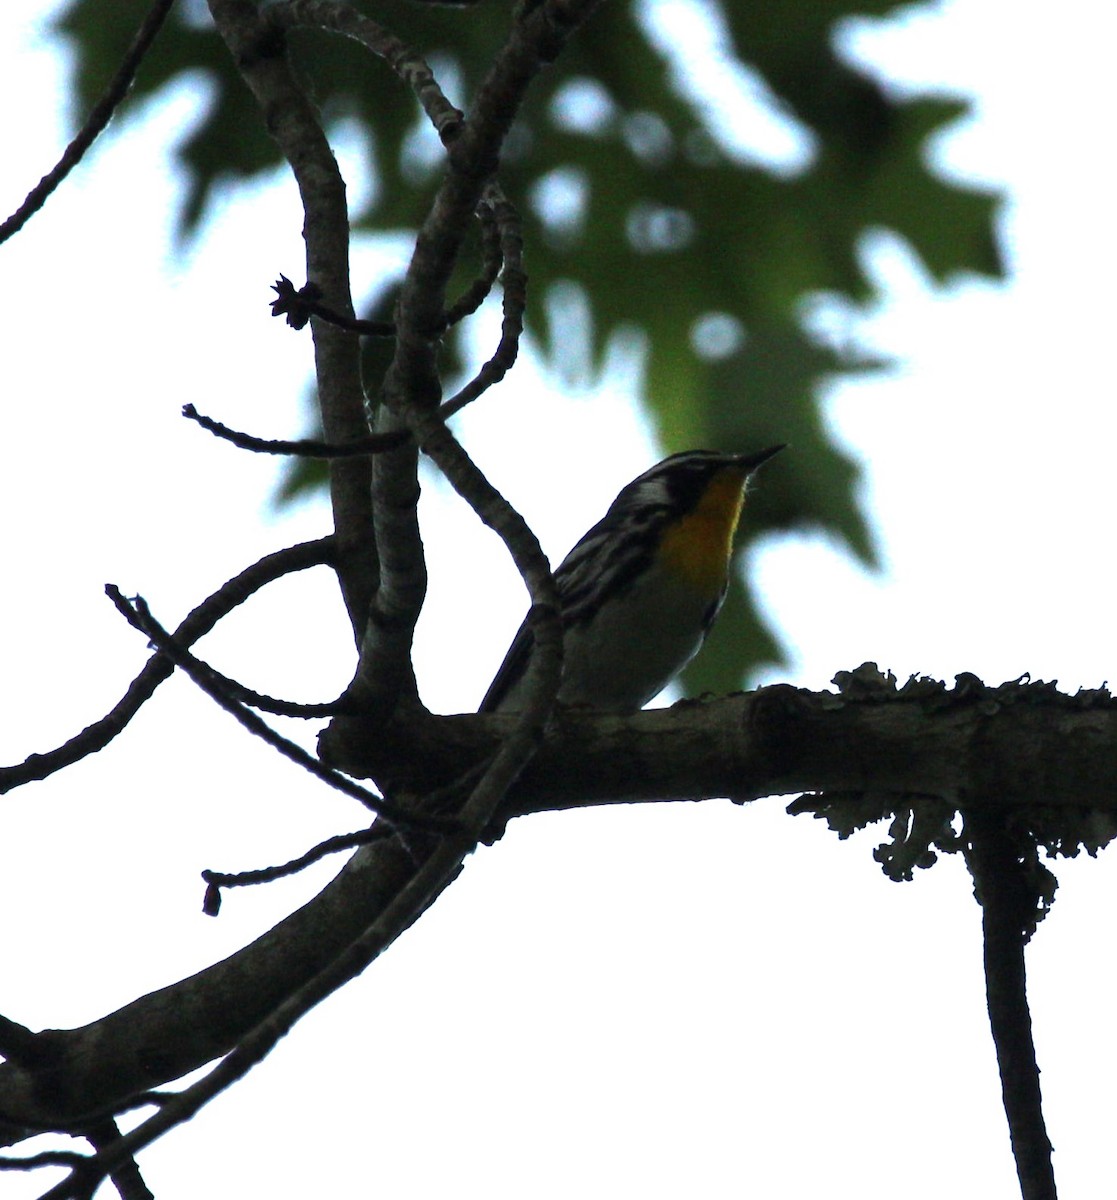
[361,0,602,715]
[106,588,458,835]
[441,185,527,419]
[97,589,352,719]
[0,539,335,795]
[325,672,1117,826]
[441,201,505,330]
[84,1120,153,1200]
[963,810,1057,1200]
[0,0,174,245]
[183,402,409,459]
[36,710,547,1200]
[0,3,602,1190]
[265,0,464,142]
[36,813,481,1200]
[208,0,379,635]
[273,247,505,341]
[201,754,492,913]
[0,1015,40,1068]
[201,827,385,915]
[0,1149,86,1173]
[269,275,396,334]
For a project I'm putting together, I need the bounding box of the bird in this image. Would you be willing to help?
[480,445,785,713]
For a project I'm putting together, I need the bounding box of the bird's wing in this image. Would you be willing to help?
[478,610,535,712]
[478,509,656,712]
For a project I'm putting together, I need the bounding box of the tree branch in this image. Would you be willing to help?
[207,0,377,637]
[201,826,386,913]
[183,402,409,458]
[440,199,505,332]
[0,0,174,245]
[0,0,600,1177]
[321,672,1117,830]
[33,786,507,1200]
[1,539,334,794]
[3,670,1111,1157]
[83,1119,153,1200]
[440,184,527,420]
[106,588,456,834]
[0,1015,41,1067]
[360,0,601,716]
[264,0,464,142]
[963,810,1057,1200]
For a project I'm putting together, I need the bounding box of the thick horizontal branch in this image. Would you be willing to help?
[321,673,1117,822]
[4,670,1111,1146]
[0,832,420,1140]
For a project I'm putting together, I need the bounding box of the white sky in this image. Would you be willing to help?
[2,0,1116,1197]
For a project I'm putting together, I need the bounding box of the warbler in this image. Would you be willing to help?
[480,445,785,713]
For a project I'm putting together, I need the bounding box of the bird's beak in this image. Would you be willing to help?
[736,444,786,474]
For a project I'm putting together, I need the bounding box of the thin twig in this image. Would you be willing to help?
[264,0,464,142]
[182,403,409,460]
[440,184,527,419]
[441,201,505,329]
[102,596,353,718]
[201,755,492,912]
[0,1150,87,1173]
[404,413,562,810]
[0,539,335,795]
[84,1121,153,1200]
[270,275,395,335]
[106,588,459,835]
[0,0,175,245]
[273,259,499,339]
[201,826,385,914]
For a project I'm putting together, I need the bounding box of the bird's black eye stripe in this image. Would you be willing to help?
[550,455,740,627]
[623,455,728,516]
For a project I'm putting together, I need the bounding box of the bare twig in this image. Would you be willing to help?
[0,0,175,245]
[106,588,459,835]
[273,248,501,338]
[183,403,409,459]
[0,1149,86,1173]
[270,275,395,335]
[360,0,601,715]
[410,416,561,749]
[207,0,378,636]
[98,591,353,718]
[84,1121,153,1200]
[201,826,385,914]
[264,0,464,142]
[440,184,527,420]
[202,754,494,912]
[0,539,334,795]
[441,200,505,329]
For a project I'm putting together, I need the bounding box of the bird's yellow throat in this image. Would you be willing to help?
[657,467,747,591]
